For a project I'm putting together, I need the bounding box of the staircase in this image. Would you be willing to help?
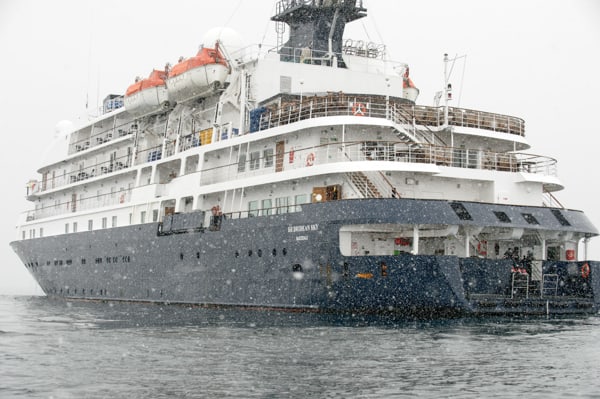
[347,172,383,198]
[391,104,449,147]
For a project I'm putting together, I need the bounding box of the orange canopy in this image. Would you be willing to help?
[169,45,228,78]
[125,69,167,97]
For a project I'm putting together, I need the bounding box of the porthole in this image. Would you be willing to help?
[282,248,287,256]
[248,249,253,257]
[272,248,277,256]
[235,250,240,258]
[257,249,263,257]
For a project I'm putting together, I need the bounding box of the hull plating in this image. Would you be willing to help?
[10,199,600,316]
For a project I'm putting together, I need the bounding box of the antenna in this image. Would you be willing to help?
[442,53,467,126]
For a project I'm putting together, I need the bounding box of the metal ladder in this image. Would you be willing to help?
[511,273,529,299]
[541,274,559,298]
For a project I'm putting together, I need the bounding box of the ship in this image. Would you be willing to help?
[10,0,600,317]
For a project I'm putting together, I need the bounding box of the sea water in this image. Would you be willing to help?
[1,295,599,398]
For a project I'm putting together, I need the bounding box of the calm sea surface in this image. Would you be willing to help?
[1,295,599,399]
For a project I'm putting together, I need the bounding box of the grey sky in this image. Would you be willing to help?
[1,0,599,294]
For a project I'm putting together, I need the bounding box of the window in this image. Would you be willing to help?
[22,231,26,240]
[551,209,571,226]
[153,210,159,222]
[493,211,511,223]
[129,213,133,224]
[141,211,146,223]
[522,213,539,225]
[450,202,473,221]
[102,217,107,229]
[73,222,78,233]
[237,153,246,172]
[276,197,289,214]
[112,216,117,228]
[88,220,93,231]
[261,199,272,216]
[294,194,308,212]
[39,228,43,237]
[264,148,274,167]
[250,151,261,170]
[65,224,69,234]
[248,200,258,217]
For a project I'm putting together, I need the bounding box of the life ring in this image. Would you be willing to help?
[581,262,591,279]
[306,152,315,166]
[352,102,366,116]
[119,194,125,204]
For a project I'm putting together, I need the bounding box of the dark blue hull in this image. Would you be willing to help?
[10,199,600,316]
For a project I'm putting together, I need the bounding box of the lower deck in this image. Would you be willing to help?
[11,198,600,316]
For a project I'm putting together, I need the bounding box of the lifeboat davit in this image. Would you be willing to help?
[166,42,229,103]
[124,69,169,116]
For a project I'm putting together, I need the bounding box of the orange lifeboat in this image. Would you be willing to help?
[166,42,230,103]
[124,69,169,116]
[402,67,419,102]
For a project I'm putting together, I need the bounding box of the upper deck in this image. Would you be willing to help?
[26,92,530,201]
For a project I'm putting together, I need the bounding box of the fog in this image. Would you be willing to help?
[1,0,598,294]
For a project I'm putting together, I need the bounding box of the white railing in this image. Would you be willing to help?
[199,140,557,186]
[25,190,132,221]
[253,94,525,137]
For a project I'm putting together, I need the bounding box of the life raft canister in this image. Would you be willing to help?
[581,262,591,279]
[352,102,366,116]
[306,152,315,166]
[477,240,487,256]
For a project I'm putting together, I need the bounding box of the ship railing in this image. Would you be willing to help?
[257,95,391,131]
[68,119,136,156]
[542,191,564,209]
[255,94,525,137]
[24,189,132,221]
[273,45,347,65]
[199,140,557,186]
[33,152,135,194]
[275,0,365,16]
[223,203,305,220]
[408,105,525,136]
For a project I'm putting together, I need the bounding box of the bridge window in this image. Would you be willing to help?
[522,213,539,225]
[494,211,511,223]
[450,202,473,221]
[551,209,571,226]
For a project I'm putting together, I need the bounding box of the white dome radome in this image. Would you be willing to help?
[40,120,73,168]
[54,120,74,138]
[201,27,246,60]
